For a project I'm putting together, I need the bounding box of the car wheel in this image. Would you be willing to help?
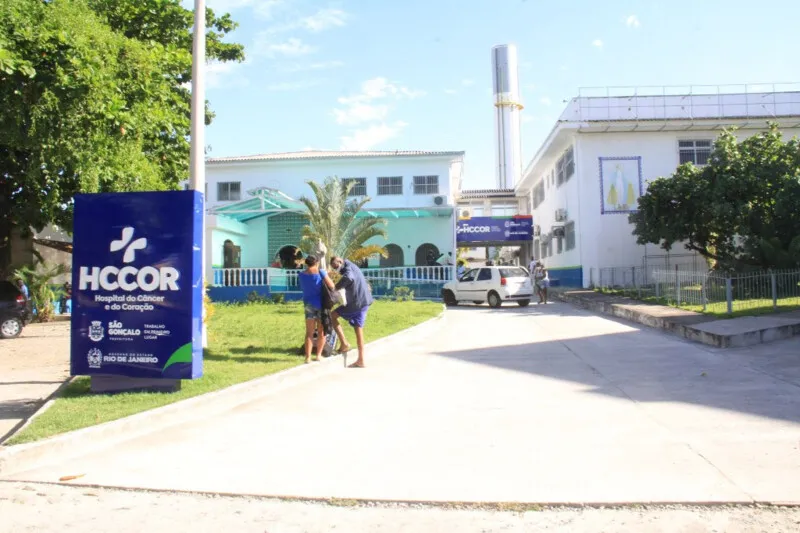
[487,291,502,308]
[517,299,530,307]
[0,317,23,339]
[442,290,458,307]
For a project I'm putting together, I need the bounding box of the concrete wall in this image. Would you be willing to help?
[527,126,800,287]
[204,155,462,211]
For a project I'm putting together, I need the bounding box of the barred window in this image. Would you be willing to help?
[413,175,439,195]
[377,176,403,195]
[217,181,241,202]
[678,140,712,166]
[342,177,367,197]
[565,221,576,251]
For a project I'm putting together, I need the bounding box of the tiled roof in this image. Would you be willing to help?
[207,150,465,164]
[458,188,517,199]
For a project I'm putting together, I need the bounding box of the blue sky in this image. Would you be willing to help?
[199,0,800,189]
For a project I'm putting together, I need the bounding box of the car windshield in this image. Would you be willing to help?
[499,267,527,278]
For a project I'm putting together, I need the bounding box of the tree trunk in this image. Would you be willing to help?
[0,216,13,278]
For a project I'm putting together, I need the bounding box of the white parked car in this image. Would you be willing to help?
[441,266,534,308]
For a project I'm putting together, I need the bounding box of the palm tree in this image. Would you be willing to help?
[299,177,388,264]
[13,261,71,322]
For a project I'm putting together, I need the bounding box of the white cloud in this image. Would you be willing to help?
[522,116,535,123]
[625,15,641,28]
[540,97,552,106]
[204,0,288,19]
[282,60,344,72]
[444,89,458,95]
[592,39,604,48]
[461,79,475,86]
[299,8,348,32]
[266,80,324,91]
[334,77,423,150]
[206,60,250,89]
[340,122,408,151]
[337,77,425,107]
[333,103,390,125]
[253,36,316,57]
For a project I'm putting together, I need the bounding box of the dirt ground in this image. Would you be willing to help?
[0,320,70,442]
[2,482,800,533]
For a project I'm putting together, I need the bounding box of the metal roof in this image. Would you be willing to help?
[457,188,517,199]
[207,150,465,164]
[210,188,453,222]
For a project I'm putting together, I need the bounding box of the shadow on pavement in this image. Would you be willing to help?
[433,305,800,425]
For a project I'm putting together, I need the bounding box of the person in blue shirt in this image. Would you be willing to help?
[298,255,336,364]
[330,256,373,368]
[16,279,29,300]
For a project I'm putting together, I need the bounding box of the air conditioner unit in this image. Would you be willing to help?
[433,195,447,206]
[554,208,568,222]
[459,207,472,219]
[552,225,566,238]
[533,225,541,236]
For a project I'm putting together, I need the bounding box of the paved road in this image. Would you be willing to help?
[5,302,800,504]
[3,481,800,533]
[0,321,70,442]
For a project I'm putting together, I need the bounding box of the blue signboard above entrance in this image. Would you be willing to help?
[70,191,204,380]
[456,215,533,243]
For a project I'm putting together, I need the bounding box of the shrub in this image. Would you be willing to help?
[13,261,70,322]
[392,286,414,302]
[247,291,269,304]
[271,293,286,305]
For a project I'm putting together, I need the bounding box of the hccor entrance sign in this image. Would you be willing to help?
[70,191,203,380]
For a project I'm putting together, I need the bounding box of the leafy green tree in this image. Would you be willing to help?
[0,0,244,274]
[299,177,388,264]
[630,124,800,269]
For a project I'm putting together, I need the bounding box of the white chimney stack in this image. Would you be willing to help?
[492,44,523,189]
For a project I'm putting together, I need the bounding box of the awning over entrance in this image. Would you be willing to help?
[210,188,454,222]
[211,188,306,222]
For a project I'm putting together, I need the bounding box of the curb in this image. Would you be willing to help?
[0,308,445,477]
[554,291,800,349]
[6,479,800,509]
[0,377,76,446]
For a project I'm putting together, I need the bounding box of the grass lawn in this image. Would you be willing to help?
[6,300,442,445]
[594,288,800,318]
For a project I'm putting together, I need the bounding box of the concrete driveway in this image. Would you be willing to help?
[5,302,800,504]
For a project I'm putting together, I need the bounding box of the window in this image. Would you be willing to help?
[563,146,575,181]
[460,269,478,282]
[679,139,712,166]
[532,182,545,209]
[377,176,403,195]
[471,206,484,217]
[492,204,517,216]
[534,238,541,260]
[217,181,241,202]
[413,175,439,195]
[477,268,493,281]
[342,177,367,197]
[499,267,527,278]
[557,237,563,254]
[556,146,575,187]
[565,221,576,251]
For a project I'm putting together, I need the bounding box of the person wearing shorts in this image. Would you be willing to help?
[330,256,373,368]
[298,255,335,363]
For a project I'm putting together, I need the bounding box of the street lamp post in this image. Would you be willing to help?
[189,0,207,348]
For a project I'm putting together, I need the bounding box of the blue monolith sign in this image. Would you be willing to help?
[70,191,203,382]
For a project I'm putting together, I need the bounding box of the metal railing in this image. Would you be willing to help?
[591,266,800,315]
[212,265,453,289]
[564,83,800,123]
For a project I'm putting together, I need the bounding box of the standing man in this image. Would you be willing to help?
[330,256,373,368]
